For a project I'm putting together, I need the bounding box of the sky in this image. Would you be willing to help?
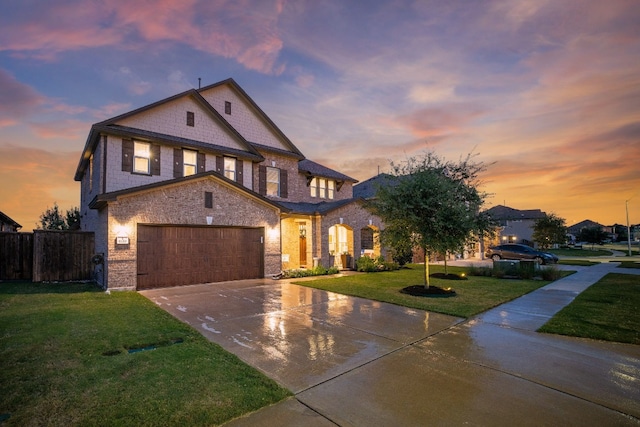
[1,0,639,231]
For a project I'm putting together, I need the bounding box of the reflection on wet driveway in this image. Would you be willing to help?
[140,279,464,392]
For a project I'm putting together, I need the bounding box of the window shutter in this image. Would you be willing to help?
[216,156,224,174]
[150,144,161,176]
[280,169,288,199]
[236,159,243,184]
[173,148,183,178]
[197,152,206,173]
[258,165,267,195]
[122,139,133,172]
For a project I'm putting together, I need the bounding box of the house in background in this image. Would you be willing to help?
[75,78,383,291]
[484,205,547,247]
[566,219,607,242]
[0,211,22,232]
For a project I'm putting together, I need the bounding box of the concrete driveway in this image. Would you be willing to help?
[140,264,640,426]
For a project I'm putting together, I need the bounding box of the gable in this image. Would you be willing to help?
[114,95,249,153]
[199,82,303,156]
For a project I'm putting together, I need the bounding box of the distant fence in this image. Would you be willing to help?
[0,230,95,282]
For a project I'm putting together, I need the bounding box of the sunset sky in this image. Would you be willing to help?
[1,0,639,231]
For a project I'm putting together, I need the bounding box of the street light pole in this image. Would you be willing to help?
[626,199,632,257]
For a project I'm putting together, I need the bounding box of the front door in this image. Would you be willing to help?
[299,223,307,267]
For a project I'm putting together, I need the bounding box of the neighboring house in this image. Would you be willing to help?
[566,219,606,242]
[484,205,547,247]
[0,211,22,232]
[75,78,383,290]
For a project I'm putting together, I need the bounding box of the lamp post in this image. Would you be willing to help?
[626,199,632,257]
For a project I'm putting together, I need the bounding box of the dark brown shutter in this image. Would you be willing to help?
[258,165,267,195]
[204,191,213,208]
[216,156,224,174]
[173,148,183,178]
[236,159,243,184]
[150,144,161,175]
[280,169,288,198]
[122,139,133,172]
[197,152,206,173]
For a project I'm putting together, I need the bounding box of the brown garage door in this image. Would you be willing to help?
[137,225,264,290]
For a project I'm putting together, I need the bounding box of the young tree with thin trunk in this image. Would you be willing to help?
[367,152,494,289]
[532,213,567,249]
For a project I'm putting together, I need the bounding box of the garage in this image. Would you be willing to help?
[137,225,264,290]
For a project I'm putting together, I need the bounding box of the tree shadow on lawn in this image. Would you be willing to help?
[0,281,101,295]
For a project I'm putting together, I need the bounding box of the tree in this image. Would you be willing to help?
[578,226,608,249]
[532,213,567,249]
[38,203,81,230]
[367,151,495,288]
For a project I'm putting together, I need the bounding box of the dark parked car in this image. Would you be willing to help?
[486,244,559,265]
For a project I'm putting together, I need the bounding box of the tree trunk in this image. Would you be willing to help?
[443,253,449,275]
[424,248,430,289]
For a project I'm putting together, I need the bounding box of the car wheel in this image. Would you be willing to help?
[491,254,501,261]
[534,256,544,265]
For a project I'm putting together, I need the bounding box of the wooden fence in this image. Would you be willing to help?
[0,232,33,280]
[0,230,95,282]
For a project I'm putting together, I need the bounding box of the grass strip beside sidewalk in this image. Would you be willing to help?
[0,282,290,426]
[538,273,640,345]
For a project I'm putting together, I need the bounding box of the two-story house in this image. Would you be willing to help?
[75,78,383,290]
[485,205,547,247]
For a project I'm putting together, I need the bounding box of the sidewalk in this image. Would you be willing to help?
[224,263,640,426]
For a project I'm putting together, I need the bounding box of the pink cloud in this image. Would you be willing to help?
[1,0,287,75]
[396,103,486,139]
[0,69,46,127]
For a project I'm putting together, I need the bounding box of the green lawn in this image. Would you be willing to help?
[617,261,640,269]
[296,264,568,318]
[0,282,290,426]
[538,273,640,345]
[558,259,600,266]
[549,248,612,257]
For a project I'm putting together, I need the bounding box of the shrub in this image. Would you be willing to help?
[540,265,563,281]
[466,264,493,277]
[281,265,339,278]
[356,256,399,272]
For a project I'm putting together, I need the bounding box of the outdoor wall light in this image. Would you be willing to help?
[368,219,372,226]
[267,227,279,240]
[339,217,343,224]
[114,224,131,245]
[206,216,213,225]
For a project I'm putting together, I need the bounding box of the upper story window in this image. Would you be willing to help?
[186,111,195,127]
[134,142,151,174]
[310,177,317,197]
[318,178,326,198]
[327,180,335,200]
[183,149,197,176]
[224,157,236,180]
[310,177,336,199]
[266,166,280,196]
[225,101,231,115]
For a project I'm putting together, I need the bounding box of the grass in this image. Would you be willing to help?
[558,259,600,266]
[617,261,640,269]
[538,273,640,344]
[295,264,570,318]
[0,281,290,426]
[549,248,612,257]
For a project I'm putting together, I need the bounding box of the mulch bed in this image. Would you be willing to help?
[400,285,457,298]
[429,272,468,280]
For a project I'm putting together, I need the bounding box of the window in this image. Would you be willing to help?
[224,157,236,180]
[186,111,194,127]
[319,178,326,199]
[134,141,151,174]
[225,101,231,115]
[310,177,317,197]
[266,167,280,196]
[89,154,93,192]
[183,149,197,176]
[204,191,213,208]
[327,180,335,200]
